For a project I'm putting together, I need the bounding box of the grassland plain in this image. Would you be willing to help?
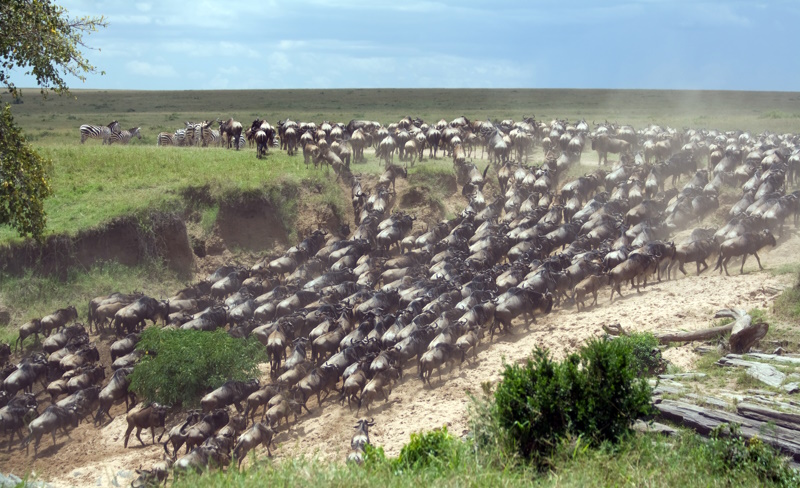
[2,89,800,486]
[4,89,800,146]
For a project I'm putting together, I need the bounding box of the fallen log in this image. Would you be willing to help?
[657,309,767,354]
[716,308,768,354]
[657,324,733,345]
[655,399,800,462]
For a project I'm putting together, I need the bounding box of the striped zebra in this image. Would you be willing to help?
[173,129,188,146]
[198,120,221,147]
[79,120,119,144]
[184,121,204,146]
[156,132,175,146]
[238,135,246,150]
[108,127,141,145]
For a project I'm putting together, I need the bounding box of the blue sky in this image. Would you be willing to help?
[11,1,799,90]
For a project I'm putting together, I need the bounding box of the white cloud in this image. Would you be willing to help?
[125,61,178,78]
[136,3,152,13]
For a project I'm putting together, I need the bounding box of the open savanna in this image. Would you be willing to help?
[2,89,800,487]
[4,88,800,146]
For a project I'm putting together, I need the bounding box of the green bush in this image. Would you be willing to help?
[612,332,665,376]
[394,427,462,472]
[129,328,266,406]
[491,341,653,464]
[705,424,799,487]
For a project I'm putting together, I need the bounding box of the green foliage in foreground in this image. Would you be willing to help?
[167,429,798,488]
[362,427,462,474]
[492,340,653,463]
[129,328,266,406]
[612,331,664,376]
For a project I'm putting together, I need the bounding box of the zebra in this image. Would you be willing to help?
[79,120,119,144]
[173,129,187,146]
[157,132,175,146]
[198,120,220,147]
[238,135,246,150]
[184,121,204,146]
[108,127,141,145]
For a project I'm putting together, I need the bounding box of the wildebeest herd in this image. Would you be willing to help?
[5,114,800,484]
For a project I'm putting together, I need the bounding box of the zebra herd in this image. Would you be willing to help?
[157,120,245,149]
[79,121,141,145]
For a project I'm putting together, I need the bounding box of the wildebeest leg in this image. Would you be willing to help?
[722,257,731,276]
[740,254,748,274]
[591,290,599,307]
[699,260,708,274]
[753,252,763,270]
[123,424,135,448]
[135,426,146,446]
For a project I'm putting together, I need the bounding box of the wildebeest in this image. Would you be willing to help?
[418,343,458,385]
[94,367,136,425]
[714,229,777,276]
[88,292,143,333]
[0,393,38,447]
[219,118,243,150]
[15,319,42,352]
[161,410,202,458]
[110,333,140,362]
[40,306,79,337]
[346,418,375,465]
[174,445,231,474]
[232,422,275,468]
[573,274,609,311]
[114,297,169,336]
[491,288,553,338]
[23,404,78,456]
[182,408,230,453]
[200,379,260,413]
[123,403,168,448]
[591,134,630,165]
[608,253,656,301]
[3,355,48,395]
[358,367,400,414]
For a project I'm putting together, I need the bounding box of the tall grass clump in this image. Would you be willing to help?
[774,272,800,320]
[129,328,266,406]
[478,339,653,465]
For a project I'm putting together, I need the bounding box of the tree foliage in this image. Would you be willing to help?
[1,0,106,98]
[0,105,52,238]
[129,328,267,407]
[0,0,105,240]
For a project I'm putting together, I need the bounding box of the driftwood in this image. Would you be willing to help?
[655,399,800,462]
[656,309,767,355]
[716,308,768,354]
[656,324,733,344]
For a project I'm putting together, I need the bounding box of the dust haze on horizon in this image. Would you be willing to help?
[7,1,799,92]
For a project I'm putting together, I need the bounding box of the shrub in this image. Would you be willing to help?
[129,327,266,406]
[612,332,665,376]
[705,424,799,487]
[394,426,462,472]
[491,341,653,464]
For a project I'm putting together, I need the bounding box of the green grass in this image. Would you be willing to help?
[164,430,795,488]
[0,258,183,348]
[5,89,800,145]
